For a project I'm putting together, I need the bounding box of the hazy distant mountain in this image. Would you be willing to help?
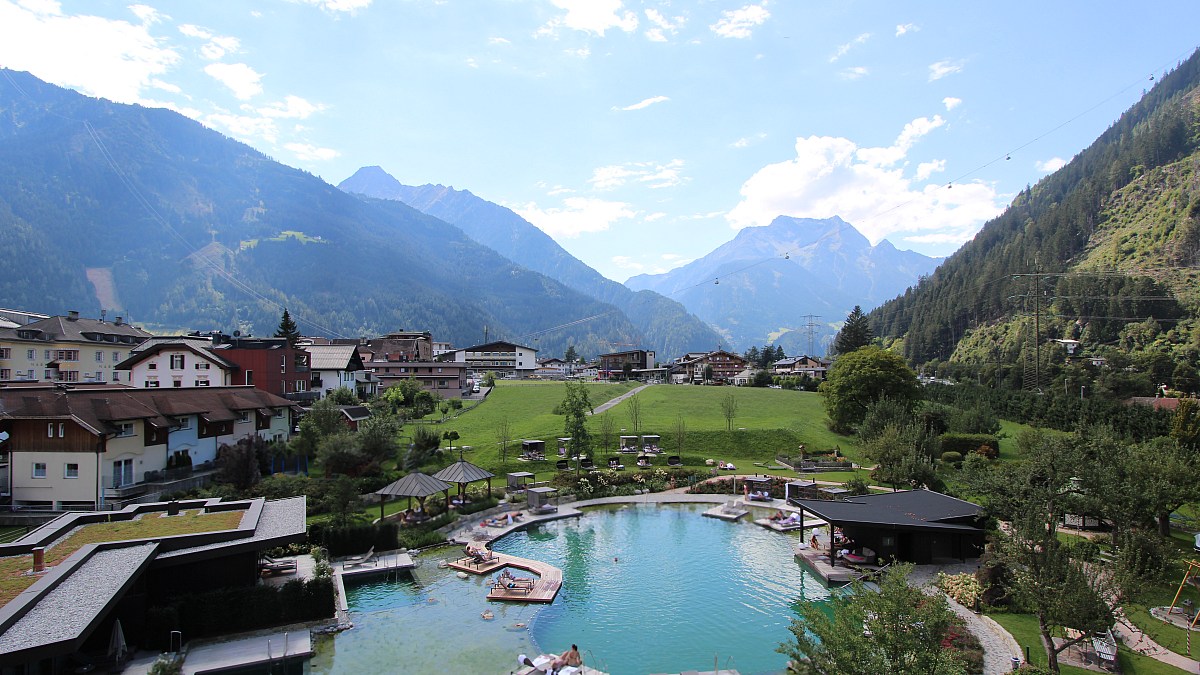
[339,166,725,356]
[0,69,647,356]
[625,216,940,353]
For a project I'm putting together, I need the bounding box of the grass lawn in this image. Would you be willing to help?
[1122,559,1200,660]
[988,611,1186,674]
[418,383,862,480]
[0,508,244,608]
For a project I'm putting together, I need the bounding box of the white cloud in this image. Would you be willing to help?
[204,62,263,100]
[616,95,669,111]
[540,0,638,37]
[1036,157,1067,173]
[565,46,591,58]
[725,120,1003,248]
[289,0,372,14]
[205,111,279,143]
[589,160,686,190]
[128,4,164,24]
[904,229,975,245]
[285,142,340,161]
[928,59,964,81]
[710,3,769,39]
[488,36,510,46]
[516,197,636,238]
[839,66,868,80]
[178,24,210,39]
[942,96,962,111]
[732,132,767,148]
[895,23,918,37]
[644,8,683,42]
[611,255,644,271]
[0,1,180,104]
[645,213,667,222]
[854,115,944,166]
[179,24,241,60]
[257,95,325,119]
[830,32,870,63]
[915,159,946,181]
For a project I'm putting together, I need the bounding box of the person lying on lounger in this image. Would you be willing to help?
[778,513,803,526]
[769,510,787,522]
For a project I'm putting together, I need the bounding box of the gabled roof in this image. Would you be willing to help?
[306,344,365,371]
[0,315,150,345]
[115,339,237,371]
[0,386,293,436]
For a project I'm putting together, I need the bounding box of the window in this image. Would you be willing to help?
[170,354,185,369]
[173,379,182,388]
[295,379,308,392]
[113,459,134,487]
[194,362,210,370]
[0,369,9,380]
[145,378,159,387]
[176,416,191,429]
[280,356,286,373]
[0,347,9,358]
[148,362,157,370]
[115,422,134,437]
[26,349,34,360]
[95,351,103,362]
[64,463,79,479]
[195,379,209,386]
[47,423,54,438]
[61,370,79,382]
[111,372,120,382]
[112,351,120,362]
[245,370,253,385]
[44,349,51,361]
[55,350,79,361]
[238,411,250,423]
[32,463,47,479]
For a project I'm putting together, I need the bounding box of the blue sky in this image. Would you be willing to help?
[2,1,1198,283]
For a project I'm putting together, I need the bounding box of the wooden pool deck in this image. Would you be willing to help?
[447,551,563,603]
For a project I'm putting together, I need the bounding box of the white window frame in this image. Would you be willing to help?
[64,463,79,479]
[115,422,135,437]
[32,463,47,479]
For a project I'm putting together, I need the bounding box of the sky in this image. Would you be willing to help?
[2,1,1199,284]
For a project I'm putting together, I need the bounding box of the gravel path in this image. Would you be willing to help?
[589,383,653,415]
[908,564,1024,675]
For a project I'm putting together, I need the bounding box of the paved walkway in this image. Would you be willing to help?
[1113,606,1200,672]
[590,383,653,415]
[908,564,1024,675]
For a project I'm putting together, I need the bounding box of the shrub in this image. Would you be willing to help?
[940,433,999,456]
[973,444,999,460]
[937,572,982,607]
[844,476,870,495]
[940,451,963,466]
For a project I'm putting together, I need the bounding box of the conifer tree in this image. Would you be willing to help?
[833,305,872,355]
[274,308,301,348]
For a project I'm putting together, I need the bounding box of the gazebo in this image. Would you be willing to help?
[619,435,639,452]
[374,472,452,521]
[641,434,661,452]
[433,454,496,506]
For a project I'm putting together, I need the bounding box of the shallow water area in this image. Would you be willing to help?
[492,503,829,675]
[311,502,829,675]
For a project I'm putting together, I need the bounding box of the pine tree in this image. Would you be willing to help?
[834,306,873,355]
[274,308,301,348]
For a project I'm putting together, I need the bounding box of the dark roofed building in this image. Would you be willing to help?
[787,488,985,565]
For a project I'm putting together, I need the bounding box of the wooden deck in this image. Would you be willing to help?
[702,500,748,521]
[793,543,856,583]
[448,551,563,603]
[753,517,828,533]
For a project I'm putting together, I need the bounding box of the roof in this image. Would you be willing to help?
[433,459,496,484]
[0,386,293,435]
[0,315,150,345]
[789,489,984,533]
[116,338,237,370]
[337,405,371,422]
[459,340,538,353]
[306,344,364,371]
[375,472,452,498]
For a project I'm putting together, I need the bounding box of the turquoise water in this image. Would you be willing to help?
[491,504,829,675]
[311,503,829,675]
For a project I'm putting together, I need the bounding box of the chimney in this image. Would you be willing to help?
[67,311,79,321]
[100,309,107,322]
[32,547,45,573]
[114,316,123,326]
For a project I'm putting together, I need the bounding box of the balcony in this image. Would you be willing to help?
[102,464,217,501]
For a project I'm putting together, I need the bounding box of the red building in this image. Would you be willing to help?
[210,335,317,402]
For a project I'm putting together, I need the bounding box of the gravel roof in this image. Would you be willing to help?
[0,543,157,657]
[157,497,307,559]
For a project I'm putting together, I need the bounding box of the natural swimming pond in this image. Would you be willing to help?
[311,502,830,675]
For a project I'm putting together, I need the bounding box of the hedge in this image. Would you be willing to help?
[939,433,999,456]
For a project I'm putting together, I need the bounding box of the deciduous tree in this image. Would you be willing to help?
[819,347,919,433]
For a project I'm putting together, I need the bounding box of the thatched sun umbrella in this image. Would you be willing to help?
[433,453,496,508]
[375,472,452,521]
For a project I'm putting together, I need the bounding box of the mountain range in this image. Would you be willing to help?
[0,69,656,358]
[626,216,941,353]
[337,167,724,357]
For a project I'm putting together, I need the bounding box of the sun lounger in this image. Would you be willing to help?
[667,455,682,466]
[259,555,298,575]
[342,546,376,568]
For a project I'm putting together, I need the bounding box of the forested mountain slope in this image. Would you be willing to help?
[0,70,644,355]
[871,49,1200,384]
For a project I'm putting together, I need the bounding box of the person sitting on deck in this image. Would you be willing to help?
[551,644,583,673]
[810,533,821,549]
[769,510,787,522]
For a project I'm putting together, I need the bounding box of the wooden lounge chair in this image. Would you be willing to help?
[259,555,297,576]
[342,546,376,569]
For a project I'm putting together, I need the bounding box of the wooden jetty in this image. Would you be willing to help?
[447,551,563,603]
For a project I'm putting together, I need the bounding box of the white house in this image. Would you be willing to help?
[118,337,236,388]
[451,340,539,377]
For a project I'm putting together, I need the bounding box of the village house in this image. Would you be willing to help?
[0,312,151,385]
